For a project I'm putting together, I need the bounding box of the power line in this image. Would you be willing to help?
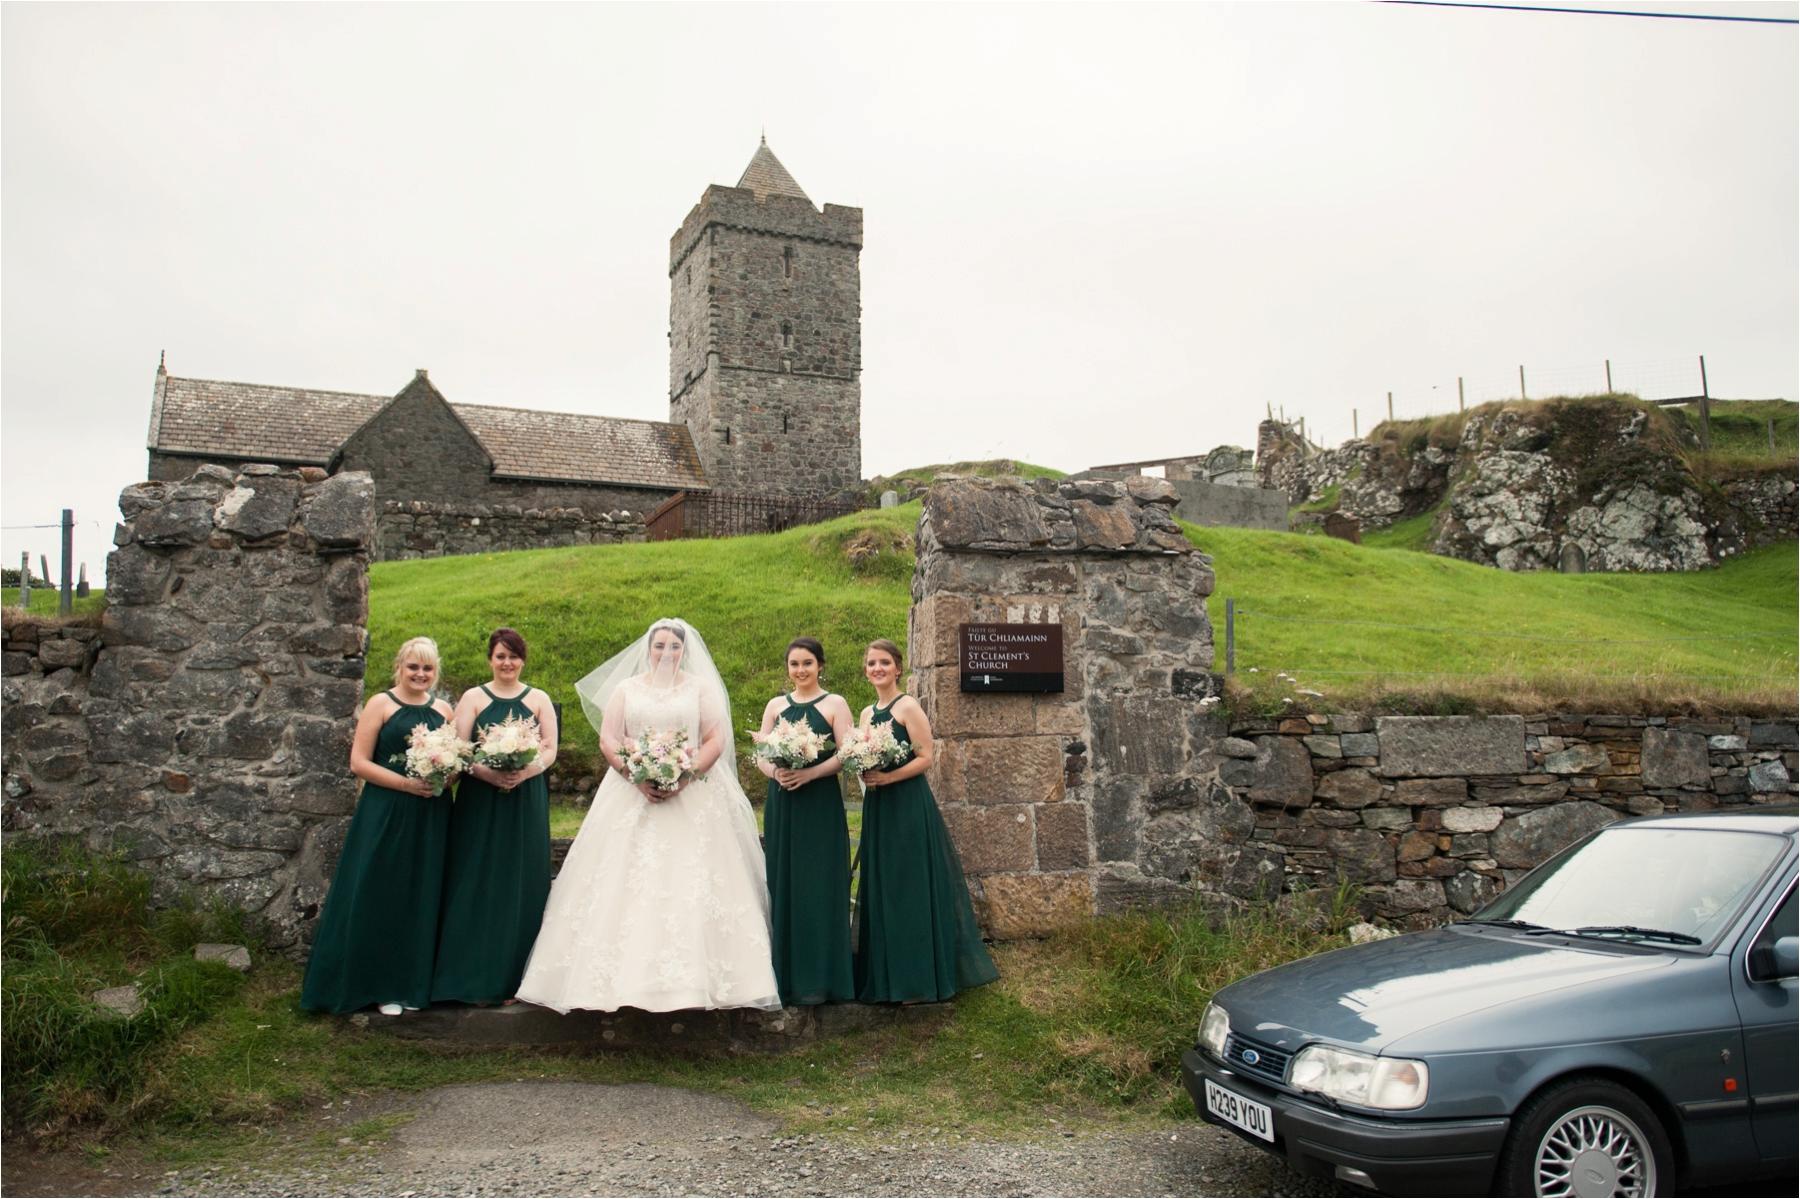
[1381,1,1799,24]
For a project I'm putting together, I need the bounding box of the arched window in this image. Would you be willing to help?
[781,322,793,348]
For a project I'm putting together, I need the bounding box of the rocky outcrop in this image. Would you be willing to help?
[1260,398,1796,572]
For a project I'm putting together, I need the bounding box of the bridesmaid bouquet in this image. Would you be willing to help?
[474,712,541,772]
[836,723,908,776]
[750,717,833,770]
[390,723,474,796]
[625,727,701,792]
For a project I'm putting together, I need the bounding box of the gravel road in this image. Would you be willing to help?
[147,1081,1349,1198]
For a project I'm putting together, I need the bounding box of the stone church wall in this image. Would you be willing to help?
[336,374,493,505]
[1,465,374,949]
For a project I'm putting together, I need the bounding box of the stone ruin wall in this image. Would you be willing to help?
[1,464,373,949]
[912,477,1799,939]
[377,500,646,561]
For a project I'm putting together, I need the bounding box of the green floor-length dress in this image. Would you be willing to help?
[431,684,552,1005]
[853,697,998,1003]
[301,694,453,1014]
[764,692,854,1006]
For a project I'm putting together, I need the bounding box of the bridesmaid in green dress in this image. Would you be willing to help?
[755,636,855,1006]
[432,628,557,1005]
[853,638,998,1003]
[302,636,458,1016]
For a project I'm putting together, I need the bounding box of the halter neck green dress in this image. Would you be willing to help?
[764,692,854,1006]
[431,684,552,1005]
[301,693,452,1014]
[853,697,998,1003]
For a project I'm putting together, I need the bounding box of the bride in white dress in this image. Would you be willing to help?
[516,618,781,1013]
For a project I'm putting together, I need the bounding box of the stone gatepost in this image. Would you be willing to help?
[3,464,375,949]
[911,475,1245,939]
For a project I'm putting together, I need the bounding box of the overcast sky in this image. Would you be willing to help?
[4,1,1795,584]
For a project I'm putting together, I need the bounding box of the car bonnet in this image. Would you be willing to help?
[1214,927,1669,1053]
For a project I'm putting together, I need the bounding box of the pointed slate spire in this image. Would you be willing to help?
[736,138,811,202]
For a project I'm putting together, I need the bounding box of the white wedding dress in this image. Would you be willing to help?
[515,675,781,1013]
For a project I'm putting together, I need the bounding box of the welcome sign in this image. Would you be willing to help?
[958,622,1064,693]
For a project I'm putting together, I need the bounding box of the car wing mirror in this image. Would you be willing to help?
[1749,935,1799,982]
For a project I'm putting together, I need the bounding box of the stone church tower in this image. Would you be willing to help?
[668,141,862,499]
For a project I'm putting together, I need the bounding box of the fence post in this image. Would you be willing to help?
[1457,377,1464,412]
[17,551,29,609]
[1224,598,1235,676]
[1604,359,1612,393]
[1697,355,1711,451]
[1386,392,1393,422]
[1352,408,1358,438]
[1519,365,1527,401]
[59,509,73,616]
[39,555,50,592]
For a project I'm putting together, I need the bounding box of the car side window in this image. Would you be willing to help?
[1755,884,1796,951]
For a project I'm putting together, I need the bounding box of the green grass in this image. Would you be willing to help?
[1190,524,1797,713]
[371,499,1794,727]
[367,506,919,777]
[1293,484,1341,514]
[1667,399,1799,475]
[1359,506,1442,553]
[2,588,106,616]
[3,842,1351,1152]
[2,842,255,1135]
[873,459,1066,487]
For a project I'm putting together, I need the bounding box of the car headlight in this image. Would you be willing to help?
[1289,1045,1429,1110]
[1198,1002,1230,1060]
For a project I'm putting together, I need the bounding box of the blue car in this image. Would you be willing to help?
[1181,809,1797,1197]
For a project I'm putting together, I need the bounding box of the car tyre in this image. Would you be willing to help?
[1496,1076,1674,1197]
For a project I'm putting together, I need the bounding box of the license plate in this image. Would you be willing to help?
[1204,1077,1274,1143]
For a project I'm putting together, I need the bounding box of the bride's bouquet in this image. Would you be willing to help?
[473,712,541,773]
[750,717,833,770]
[837,723,909,777]
[625,727,702,793]
[390,723,474,796]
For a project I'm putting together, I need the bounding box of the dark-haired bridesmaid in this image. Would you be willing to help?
[303,636,457,1016]
[755,637,856,1006]
[854,638,997,1004]
[431,628,557,1005]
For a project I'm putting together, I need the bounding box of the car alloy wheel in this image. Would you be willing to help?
[1532,1104,1657,1197]
[1498,1077,1672,1198]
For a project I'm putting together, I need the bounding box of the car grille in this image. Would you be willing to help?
[1222,1032,1291,1086]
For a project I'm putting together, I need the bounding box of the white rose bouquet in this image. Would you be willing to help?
[625,727,701,793]
[389,722,474,796]
[750,717,833,770]
[837,723,909,777]
[473,712,541,772]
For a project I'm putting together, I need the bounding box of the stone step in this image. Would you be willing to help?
[358,1000,947,1053]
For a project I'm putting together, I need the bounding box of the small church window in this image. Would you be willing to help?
[781,322,792,348]
[720,426,732,445]
[686,266,692,286]
[783,414,790,434]
[783,245,794,277]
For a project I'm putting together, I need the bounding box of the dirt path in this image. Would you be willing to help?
[8,1081,1347,1198]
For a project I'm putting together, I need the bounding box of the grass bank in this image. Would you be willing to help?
[1,588,106,617]
[3,843,1352,1154]
[370,500,1795,735]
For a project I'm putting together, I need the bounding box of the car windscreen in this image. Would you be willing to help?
[1473,827,1788,946]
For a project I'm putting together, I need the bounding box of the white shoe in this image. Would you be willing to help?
[377,1002,404,1016]
[402,1005,422,1011]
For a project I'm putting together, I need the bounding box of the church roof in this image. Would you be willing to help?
[151,373,709,492]
[736,140,811,202]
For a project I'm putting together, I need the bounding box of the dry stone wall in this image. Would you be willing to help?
[1221,712,1796,928]
[1,464,373,949]
[377,500,645,561]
